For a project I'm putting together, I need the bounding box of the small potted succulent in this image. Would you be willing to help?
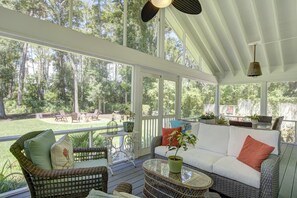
[122,110,135,132]
[166,130,197,173]
[199,112,216,124]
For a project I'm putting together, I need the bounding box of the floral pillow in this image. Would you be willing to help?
[51,134,74,169]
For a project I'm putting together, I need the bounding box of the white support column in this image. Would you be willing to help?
[260,82,268,115]
[132,65,142,158]
[158,10,165,58]
[158,76,164,134]
[176,76,182,119]
[215,84,220,116]
[123,0,128,46]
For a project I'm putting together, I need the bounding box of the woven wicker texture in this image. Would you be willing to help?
[151,135,280,198]
[10,131,108,198]
[114,182,133,193]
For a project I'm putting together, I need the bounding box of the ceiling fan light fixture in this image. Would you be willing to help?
[247,44,262,77]
[151,0,172,8]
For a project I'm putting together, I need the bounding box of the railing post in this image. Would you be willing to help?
[88,131,93,148]
[295,121,297,144]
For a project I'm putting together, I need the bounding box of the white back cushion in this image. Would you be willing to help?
[196,123,230,155]
[228,126,280,157]
[191,122,200,136]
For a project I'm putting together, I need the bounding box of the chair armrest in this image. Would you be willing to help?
[73,147,107,161]
[151,136,162,159]
[114,182,133,194]
[260,154,280,198]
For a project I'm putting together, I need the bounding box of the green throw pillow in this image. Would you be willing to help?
[24,129,56,170]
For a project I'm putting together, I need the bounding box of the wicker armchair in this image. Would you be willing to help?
[10,131,108,198]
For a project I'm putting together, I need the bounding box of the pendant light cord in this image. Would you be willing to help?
[253,44,256,62]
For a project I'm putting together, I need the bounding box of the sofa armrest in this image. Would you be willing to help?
[151,136,162,159]
[260,154,280,198]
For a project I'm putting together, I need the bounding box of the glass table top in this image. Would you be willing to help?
[143,159,213,189]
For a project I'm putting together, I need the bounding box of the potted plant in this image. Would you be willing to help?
[166,130,197,173]
[247,114,259,124]
[199,112,216,124]
[216,116,228,125]
[122,110,135,132]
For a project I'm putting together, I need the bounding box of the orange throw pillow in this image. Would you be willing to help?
[237,135,275,172]
[162,127,181,146]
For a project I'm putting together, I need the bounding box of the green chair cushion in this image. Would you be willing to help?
[24,129,56,170]
[74,159,108,169]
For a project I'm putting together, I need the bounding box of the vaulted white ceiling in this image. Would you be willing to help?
[167,0,297,83]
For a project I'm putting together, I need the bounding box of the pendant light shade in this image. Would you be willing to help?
[247,44,262,77]
[151,0,172,8]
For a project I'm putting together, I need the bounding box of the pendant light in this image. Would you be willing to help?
[247,44,262,77]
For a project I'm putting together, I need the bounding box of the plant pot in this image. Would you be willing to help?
[199,118,216,124]
[251,120,258,125]
[168,155,183,173]
[123,121,134,132]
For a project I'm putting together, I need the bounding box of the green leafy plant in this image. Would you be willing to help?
[216,116,228,125]
[199,112,215,120]
[0,160,26,193]
[247,114,259,121]
[70,132,105,148]
[166,131,197,160]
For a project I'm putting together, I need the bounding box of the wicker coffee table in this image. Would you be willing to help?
[143,159,213,198]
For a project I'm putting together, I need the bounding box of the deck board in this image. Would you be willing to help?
[4,143,297,198]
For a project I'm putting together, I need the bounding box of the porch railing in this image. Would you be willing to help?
[141,115,175,149]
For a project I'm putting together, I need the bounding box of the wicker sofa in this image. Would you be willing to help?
[151,123,280,198]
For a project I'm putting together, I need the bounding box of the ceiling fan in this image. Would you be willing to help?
[141,0,202,22]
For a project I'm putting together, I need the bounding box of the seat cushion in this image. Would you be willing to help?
[213,156,261,188]
[228,126,280,157]
[74,159,108,169]
[51,134,74,169]
[24,129,56,170]
[155,146,224,172]
[237,135,274,171]
[196,123,230,155]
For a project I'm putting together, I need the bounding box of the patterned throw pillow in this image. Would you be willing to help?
[51,135,74,169]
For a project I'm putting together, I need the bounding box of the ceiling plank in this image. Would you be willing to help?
[166,8,216,75]
[205,0,246,75]
[230,0,252,62]
[250,0,272,73]
[186,15,225,75]
[272,0,285,72]
[199,13,235,76]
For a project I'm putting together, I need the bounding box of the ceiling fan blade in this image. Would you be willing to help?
[172,0,202,15]
[141,1,159,22]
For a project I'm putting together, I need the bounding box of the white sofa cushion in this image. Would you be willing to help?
[191,122,200,136]
[228,126,280,157]
[213,156,261,188]
[155,146,224,172]
[196,123,230,155]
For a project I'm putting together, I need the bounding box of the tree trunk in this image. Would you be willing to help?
[0,96,6,119]
[68,54,79,113]
[17,43,28,107]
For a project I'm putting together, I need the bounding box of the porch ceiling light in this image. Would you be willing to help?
[247,44,262,77]
[151,0,172,8]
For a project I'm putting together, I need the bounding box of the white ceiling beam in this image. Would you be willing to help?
[230,0,252,61]
[250,0,272,73]
[166,8,216,75]
[186,15,225,74]
[206,0,246,75]
[0,7,217,83]
[272,0,285,72]
[199,12,235,76]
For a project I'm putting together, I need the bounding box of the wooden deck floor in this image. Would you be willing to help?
[4,143,297,198]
